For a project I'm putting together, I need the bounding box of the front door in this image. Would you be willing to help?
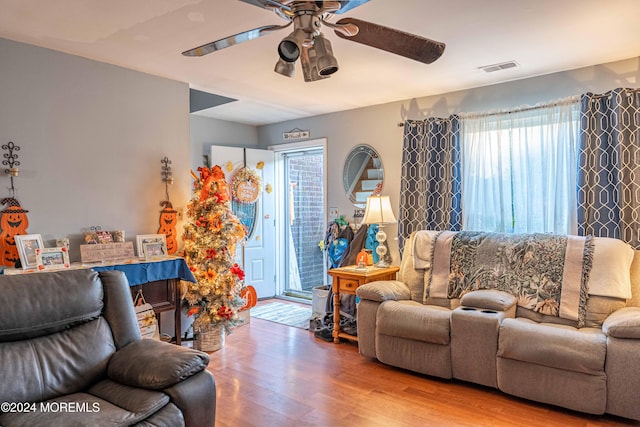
[210,146,276,298]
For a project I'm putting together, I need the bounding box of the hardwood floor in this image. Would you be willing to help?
[206,303,636,427]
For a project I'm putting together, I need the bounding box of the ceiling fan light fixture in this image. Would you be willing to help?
[277,28,307,62]
[314,34,338,76]
[300,45,328,82]
[274,58,295,77]
[277,39,299,62]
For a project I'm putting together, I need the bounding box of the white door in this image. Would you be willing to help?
[210,146,276,298]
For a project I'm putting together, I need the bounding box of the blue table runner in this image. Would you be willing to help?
[92,257,196,286]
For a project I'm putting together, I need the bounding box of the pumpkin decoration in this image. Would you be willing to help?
[157,200,178,255]
[240,285,257,311]
[356,248,369,267]
[0,197,29,267]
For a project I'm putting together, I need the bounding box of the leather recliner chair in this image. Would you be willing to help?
[0,269,216,426]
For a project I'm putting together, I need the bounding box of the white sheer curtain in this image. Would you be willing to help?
[460,97,580,234]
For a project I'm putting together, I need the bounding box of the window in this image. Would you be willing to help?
[460,99,580,234]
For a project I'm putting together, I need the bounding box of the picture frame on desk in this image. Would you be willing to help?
[35,247,70,271]
[136,234,166,259]
[142,241,167,260]
[15,234,44,269]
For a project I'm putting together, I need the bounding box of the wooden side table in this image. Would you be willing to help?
[328,265,399,343]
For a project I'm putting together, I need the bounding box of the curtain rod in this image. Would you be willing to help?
[397,94,583,126]
[397,88,639,126]
[458,96,579,119]
[398,119,456,127]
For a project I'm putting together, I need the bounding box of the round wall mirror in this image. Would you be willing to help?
[343,144,384,207]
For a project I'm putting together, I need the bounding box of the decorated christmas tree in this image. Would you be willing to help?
[182,165,247,335]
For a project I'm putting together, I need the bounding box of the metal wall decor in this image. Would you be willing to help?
[2,141,20,197]
[161,156,174,200]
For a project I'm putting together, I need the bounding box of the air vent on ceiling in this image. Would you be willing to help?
[478,61,519,73]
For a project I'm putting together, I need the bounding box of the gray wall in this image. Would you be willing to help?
[0,37,191,261]
[190,115,258,170]
[257,57,640,264]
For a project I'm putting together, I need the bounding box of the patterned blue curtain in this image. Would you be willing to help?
[398,117,462,255]
[577,88,640,248]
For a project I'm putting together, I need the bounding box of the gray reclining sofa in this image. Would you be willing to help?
[357,230,640,421]
[0,269,216,426]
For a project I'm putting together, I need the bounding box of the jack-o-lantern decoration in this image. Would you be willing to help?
[157,200,178,255]
[0,197,29,267]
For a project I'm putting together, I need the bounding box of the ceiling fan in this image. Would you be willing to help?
[182,0,445,82]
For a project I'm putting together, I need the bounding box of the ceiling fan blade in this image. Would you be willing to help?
[334,17,445,64]
[182,22,291,57]
[333,0,370,14]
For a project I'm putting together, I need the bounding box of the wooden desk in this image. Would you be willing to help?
[129,279,181,344]
[327,265,399,343]
[92,257,195,346]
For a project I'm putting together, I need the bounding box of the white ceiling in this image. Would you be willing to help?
[1,0,639,126]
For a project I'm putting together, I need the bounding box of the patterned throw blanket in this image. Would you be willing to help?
[426,231,595,327]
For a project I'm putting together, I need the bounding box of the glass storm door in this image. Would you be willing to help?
[274,141,327,298]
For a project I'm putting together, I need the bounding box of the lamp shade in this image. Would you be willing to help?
[362,195,397,225]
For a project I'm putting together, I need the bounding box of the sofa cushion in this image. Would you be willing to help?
[629,250,640,307]
[108,339,209,390]
[133,402,184,427]
[497,318,606,375]
[356,280,411,302]
[89,379,170,420]
[0,389,168,427]
[515,306,579,327]
[602,307,640,339]
[588,237,634,299]
[515,295,627,328]
[398,234,428,302]
[424,297,461,309]
[377,300,450,345]
[584,295,627,327]
[0,269,103,342]
[0,318,115,404]
[460,290,516,312]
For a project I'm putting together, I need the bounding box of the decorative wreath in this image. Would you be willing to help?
[231,167,262,204]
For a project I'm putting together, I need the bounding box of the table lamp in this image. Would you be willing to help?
[362,195,397,267]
